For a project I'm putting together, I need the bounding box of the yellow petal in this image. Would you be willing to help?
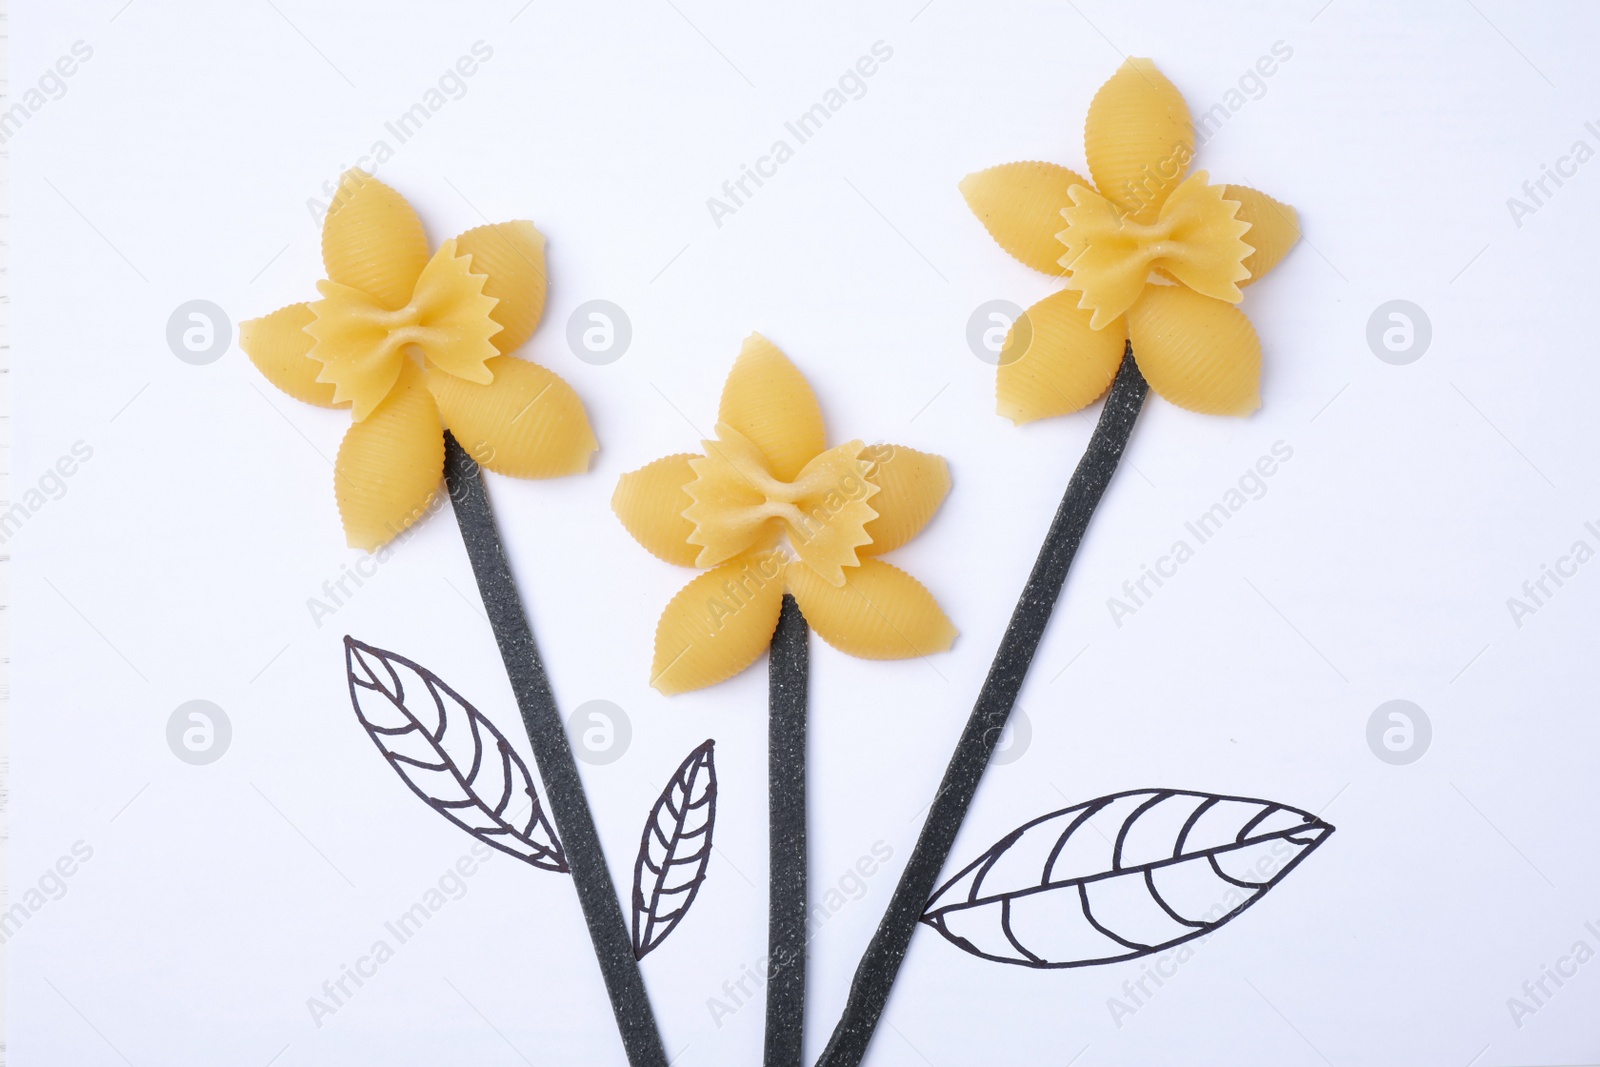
[651,551,787,694]
[334,361,444,550]
[1058,171,1251,328]
[429,355,596,479]
[1126,285,1260,416]
[1223,185,1299,285]
[407,239,502,385]
[322,169,430,310]
[783,440,881,586]
[959,162,1090,275]
[717,333,826,482]
[996,289,1127,424]
[454,221,548,354]
[683,425,786,570]
[1084,58,1194,222]
[305,281,405,421]
[860,445,949,556]
[239,303,343,408]
[613,454,702,567]
[786,558,956,660]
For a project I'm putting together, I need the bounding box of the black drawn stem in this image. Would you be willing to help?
[815,347,1148,1067]
[766,594,809,1067]
[443,432,667,1067]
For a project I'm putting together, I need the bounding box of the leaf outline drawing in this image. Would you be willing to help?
[922,788,1332,968]
[344,636,567,872]
[632,739,717,959]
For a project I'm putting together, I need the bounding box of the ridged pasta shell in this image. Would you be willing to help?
[322,169,430,310]
[785,558,955,660]
[861,445,950,556]
[1084,59,1194,222]
[651,551,787,694]
[1223,185,1299,285]
[613,454,704,567]
[717,334,826,482]
[239,302,342,408]
[996,290,1126,424]
[453,221,549,354]
[429,356,596,479]
[1127,286,1260,416]
[334,360,444,550]
[959,162,1091,275]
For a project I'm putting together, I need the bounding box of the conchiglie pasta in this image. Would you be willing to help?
[454,221,548,354]
[861,445,949,556]
[334,361,445,550]
[322,170,430,310]
[1084,58,1193,222]
[239,303,342,408]
[651,551,787,694]
[717,333,827,482]
[959,162,1090,275]
[1223,185,1299,284]
[997,289,1127,423]
[1126,285,1260,416]
[614,454,703,567]
[785,558,956,660]
[428,355,596,479]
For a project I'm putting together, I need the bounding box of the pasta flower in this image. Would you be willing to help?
[614,335,956,694]
[961,58,1300,421]
[241,170,597,550]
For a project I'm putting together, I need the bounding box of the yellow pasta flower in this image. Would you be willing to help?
[960,58,1300,422]
[241,170,597,550]
[614,334,957,694]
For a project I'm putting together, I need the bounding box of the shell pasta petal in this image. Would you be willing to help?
[717,333,827,482]
[429,355,596,479]
[860,445,949,556]
[613,454,703,567]
[1084,58,1193,222]
[453,221,549,354]
[651,551,787,694]
[959,162,1090,275]
[334,361,445,550]
[996,289,1127,424]
[1127,285,1260,416]
[322,169,430,310]
[239,303,343,408]
[786,558,956,660]
[1223,185,1299,285]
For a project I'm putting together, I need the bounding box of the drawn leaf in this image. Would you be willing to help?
[344,637,567,872]
[632,740,717,959]
[922,788,1332,968]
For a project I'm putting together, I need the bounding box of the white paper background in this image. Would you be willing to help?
[9,1,1600,1064]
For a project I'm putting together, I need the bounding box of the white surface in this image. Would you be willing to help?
[8,1,1600,1064]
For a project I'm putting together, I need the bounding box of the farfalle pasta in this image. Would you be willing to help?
[241,170,595,549]
[614,334,956,693]
[960,58,1300,420]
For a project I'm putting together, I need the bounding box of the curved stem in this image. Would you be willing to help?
[814,348,1148,1067]
[444,433,667,1067]
[766,594,810,1066]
